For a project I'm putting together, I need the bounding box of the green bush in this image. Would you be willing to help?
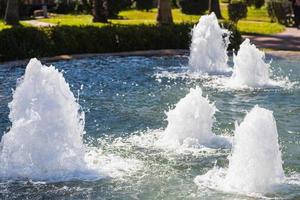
[0,23,241,61]
[267,1,294,26]
[0,0,6,18]
[177,0,209,14]
[107,0,133,17]
[245,0,264,8]
[254,0,265,8]
[135,0,154,11]
[0,27,54,60]
[228,1,247,23]
[53,1,77,14]
[222,21,242,51]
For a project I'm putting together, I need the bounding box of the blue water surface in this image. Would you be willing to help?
[0,55,299,199]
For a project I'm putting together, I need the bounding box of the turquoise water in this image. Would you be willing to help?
[0,55,299,199]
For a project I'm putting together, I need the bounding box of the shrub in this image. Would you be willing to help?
[177,0,209,15]
[53,2,77,14]
[228,1,247,24]
[222,21,242,51]
[267,1,294,26]
[244,0,264,8]
[0,23,241,61]
[254,0,265,8]
[0,0,6,18]
[0,27,53,60]
[107,0,133,17]
[135,0,154,11]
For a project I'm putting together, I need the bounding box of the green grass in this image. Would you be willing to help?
[221,4,271,22]
[238,21,284,35]
[35,6,285,35]
[0,20,12,30]
[0,20,33,30]
[38,9,200,26]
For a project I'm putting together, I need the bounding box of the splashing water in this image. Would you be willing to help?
[0,58,94,181]
[189,12,230,74]
[0,59,142,181]
[228,39,278,88]
[157,86,230,149]
[195,105,285,196]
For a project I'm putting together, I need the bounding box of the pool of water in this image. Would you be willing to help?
[0,55,299,199]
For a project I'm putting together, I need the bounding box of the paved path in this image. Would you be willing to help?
[23,20,56,27]
[244,28,300,51]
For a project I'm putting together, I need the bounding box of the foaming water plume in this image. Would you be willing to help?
[228,39,284,89]
[189,12,230,74]
[194,105,292,197]
[0,59,141,182]
[225,106,284,193]
[156,86,230,149]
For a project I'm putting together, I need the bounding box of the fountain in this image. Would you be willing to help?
[157,86,229,148]
[195,105,285,194]
[228,39,273,88]
[0,58,95,181]
[224,105,284,193]
[189,12,230,74]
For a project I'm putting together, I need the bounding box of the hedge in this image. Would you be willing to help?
[0,23,241,61]
[177,0,209,15]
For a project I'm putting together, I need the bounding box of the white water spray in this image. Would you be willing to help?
[225,105,284,193]
[189,12,230,74]
[0,59,93,180]
[157,87,229,148]
[195,105,285,195]
[228,39,274,88]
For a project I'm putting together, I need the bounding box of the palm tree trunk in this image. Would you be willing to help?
[209,0,223,19]
[92,0,108,22]
[157,0,173,25]
[4,0,19,25]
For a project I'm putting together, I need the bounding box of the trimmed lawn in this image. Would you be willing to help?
[0,20,12,30]
[221,4,272,22]
[238,21,285,35]
[0,20,33,30]
[38,9,200,26]
[38,7,284,35]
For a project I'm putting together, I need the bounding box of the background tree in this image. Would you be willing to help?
[93,0,108,22]
[209,0,223,19]
[157,0,173,24]
[228,0,247,24]
[4,0,19,25]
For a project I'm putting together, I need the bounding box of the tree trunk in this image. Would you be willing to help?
[92,0,108,23]
[209,0,223,19]
[4,0,19,25]
[157,0,173,25]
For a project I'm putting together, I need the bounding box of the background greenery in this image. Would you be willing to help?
[0,22,241,61]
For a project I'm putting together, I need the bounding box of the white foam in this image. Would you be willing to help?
[85,147,143,179]
[228,39,279,88]
[0,58,141,181]
[156,86,230,149]
[195,105,286,196]
[189,12,230,74]
[225,105,284,193]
